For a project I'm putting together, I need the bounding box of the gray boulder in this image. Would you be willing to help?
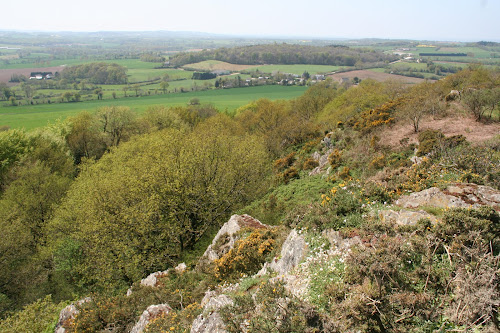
[396,183,500,211]
[130,303,172,333]
[191,294,233,333]
[378,209,438,225]
[199,214,268,264]
[54,297,91,333]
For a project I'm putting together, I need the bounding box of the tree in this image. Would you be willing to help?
[160,81,169,94]
[94,88,103,100]
[49,117,270,291]
[132,84,141,97]
[96,106,136,147]
[0,83,12,101]
[400,81,442,132]
[462,88,490,121]
[65,112,107,163]
[62,91,73,102]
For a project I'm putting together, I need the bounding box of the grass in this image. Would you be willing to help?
[0,85,308,130]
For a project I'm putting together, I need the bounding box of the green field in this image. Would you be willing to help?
[0,85,308,130]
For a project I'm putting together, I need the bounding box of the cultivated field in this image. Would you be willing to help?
[182,60,257,71]
[329,69,428,84]
[0,66,66,85]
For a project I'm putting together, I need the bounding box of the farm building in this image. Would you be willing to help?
[29,72,54,80]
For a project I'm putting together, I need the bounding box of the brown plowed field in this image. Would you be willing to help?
[329,70,428,84]
[0,66,66,85]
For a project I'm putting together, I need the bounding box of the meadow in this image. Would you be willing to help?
[0,85,307,130]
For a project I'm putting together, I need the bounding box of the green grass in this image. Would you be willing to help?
[0,85,308,130]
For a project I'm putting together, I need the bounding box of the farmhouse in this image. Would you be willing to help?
[29,72,53,80]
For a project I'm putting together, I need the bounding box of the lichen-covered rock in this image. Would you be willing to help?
[199,214,268,264]
[267,229,306,276]
[130,303,172,333]
[191,294,233,333]
[54,297,91,333]
[378,209,439,225]
[395,183,500,211]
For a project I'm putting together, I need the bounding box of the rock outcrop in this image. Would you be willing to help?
[130,303,172,333]
[378,209,439,225]
[190,292,234,333]
[199,214,268,264]
[259,229,306,276]
[396,183,500,211]
[309,148,333,176]
[54,298,91,333]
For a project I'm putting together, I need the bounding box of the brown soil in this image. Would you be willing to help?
[0,66,66,85]
[379,114,500,147]
[183,61,257,72]
[329,70,427,84]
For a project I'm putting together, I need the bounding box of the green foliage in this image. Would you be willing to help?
[169,44,395,67]
[49,116,270,291]
[220,279,324,333]
[61,62,128,84]
[144,303,201,333]
[0,129,32,186]
[0,296,66,333]
[69,271,213,332]
[319,79,390,127]
[213,228,285,281]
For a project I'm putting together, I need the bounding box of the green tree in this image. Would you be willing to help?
[65,112,107,163]
[96,106,136,147]
[160,81,169,94]
[49,116,269,291]
[62,91,73,102]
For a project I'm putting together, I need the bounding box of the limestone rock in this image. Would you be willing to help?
[396,183,500,211]
[378,209,439,225]
[54,297,91,333]
[140,270,169,288]
[130,303,172,333]
[259,229,306,276]
[191,294,233,333]
[200,214,268,264]
[309,148,333,176]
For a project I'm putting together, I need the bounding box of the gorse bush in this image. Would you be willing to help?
[213,228,285,281]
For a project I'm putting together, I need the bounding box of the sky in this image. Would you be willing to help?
[2,0,499,42]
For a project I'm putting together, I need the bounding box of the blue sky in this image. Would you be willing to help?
[2,0,499,41]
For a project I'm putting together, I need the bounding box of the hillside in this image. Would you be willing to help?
[0,66,499,332]
[168,44,397,67]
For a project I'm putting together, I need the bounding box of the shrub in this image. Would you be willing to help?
[68,271,215,332]
[281,166,299,184]
[417,129,444,156]
[220,280,324,333]
[213,228,285,281]
[273,152,296,172]
[327,149,342,169]
[0,296,66,333]
[302,158,319,170]
[144,303,201,333]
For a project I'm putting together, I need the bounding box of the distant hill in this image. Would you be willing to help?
[169,43,397,67]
